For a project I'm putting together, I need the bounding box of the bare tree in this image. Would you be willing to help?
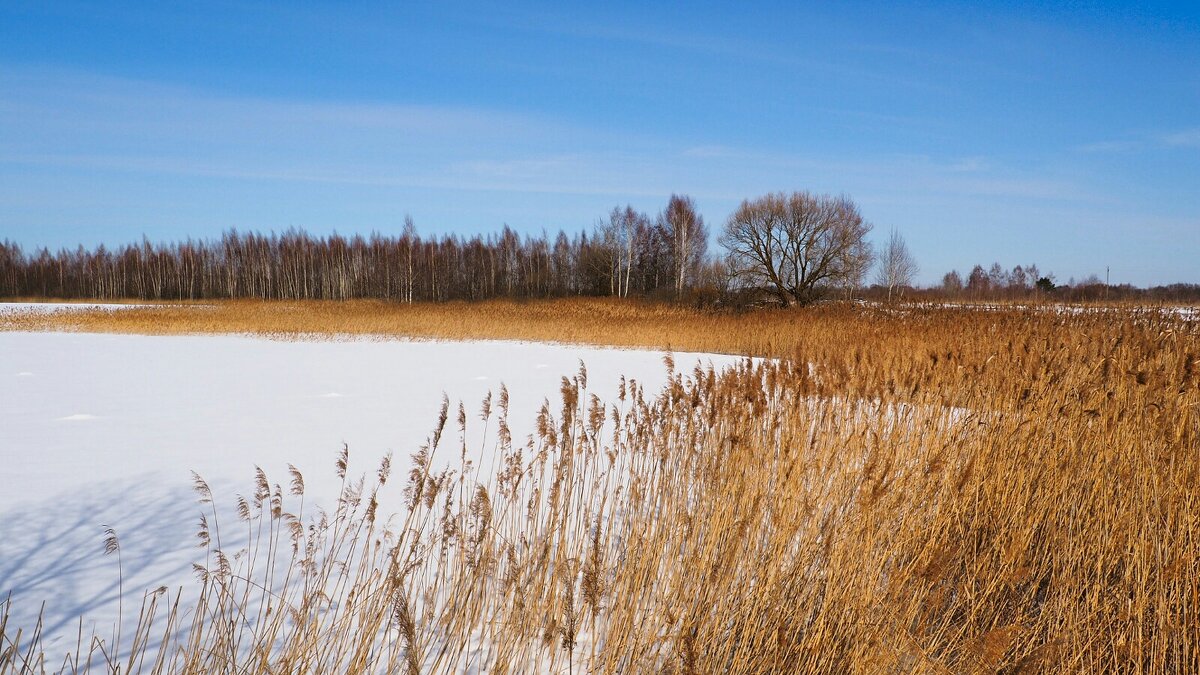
[662,194,707,297]
[597,206,652,298]
[841,237,874,301]
[967,264,989,297]
[721,191,873,305]
[875,229,918,303]
[1009,265,1028,292]
[401,215,417,303]
[942,269,964,295]
[988,262,1008,289]
[1025,263,1040,286]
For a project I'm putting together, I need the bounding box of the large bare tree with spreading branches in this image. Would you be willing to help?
[720,191,874,305]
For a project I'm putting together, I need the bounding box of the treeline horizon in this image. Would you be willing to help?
[2,217,1198,304]
[0,207,720,303]
[926,262,1200,303]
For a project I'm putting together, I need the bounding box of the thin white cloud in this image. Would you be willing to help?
[472,8,950,93]
[453,156,582,179]
[1,66,1105,208]
[681,145,743,159]
[1076,139,1144,153]
[3,65,1190,288]
[0,67,550,139]
[1162,128,1200,148]
[946,157,991,172]
[1077,128,1200,153]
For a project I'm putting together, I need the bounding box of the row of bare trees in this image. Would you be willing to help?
[0,196,722,302]
[2,190,941,305]
[938,263,1053,299]
[929,262,1200,302]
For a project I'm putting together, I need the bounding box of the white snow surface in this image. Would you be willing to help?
[0,301,154,316]
[0,330,743,657]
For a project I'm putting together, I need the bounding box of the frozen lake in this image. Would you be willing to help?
[0,301,154,316]
[0,329,742,657]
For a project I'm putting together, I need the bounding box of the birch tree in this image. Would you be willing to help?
[662,195,707,297]
[875,228,919,303]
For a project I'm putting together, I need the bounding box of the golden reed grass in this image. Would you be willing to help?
[1,299,1197,672]
[4,298,789,355]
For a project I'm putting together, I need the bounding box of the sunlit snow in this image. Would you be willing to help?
[0,327,742,656]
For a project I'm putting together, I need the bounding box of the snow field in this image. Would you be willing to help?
[0,329,742,659]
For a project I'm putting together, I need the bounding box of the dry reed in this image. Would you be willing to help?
[1,300,1197,673]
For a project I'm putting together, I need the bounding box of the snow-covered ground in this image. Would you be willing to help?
[0,329,742,657]
[0,301,154,315]
[911,300,1199,319]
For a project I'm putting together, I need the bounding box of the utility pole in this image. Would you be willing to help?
[1105,266,1110,303]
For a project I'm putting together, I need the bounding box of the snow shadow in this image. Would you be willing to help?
[0,475,237,658]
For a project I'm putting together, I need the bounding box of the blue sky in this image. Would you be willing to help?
[1,1,1197,285]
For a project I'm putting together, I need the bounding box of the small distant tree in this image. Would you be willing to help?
[1010,265,1028,292]
[942,270,964,295]
[1035,276,1056,294]
[988,262,1008,289]
[967,265,990,297]
[875,229,918,303]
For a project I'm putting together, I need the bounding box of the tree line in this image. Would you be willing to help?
[937,263,1053,299]
[0,191,882,304]
[5,189,1193,305]
[0,196,723,302]
[925,263,1200,303]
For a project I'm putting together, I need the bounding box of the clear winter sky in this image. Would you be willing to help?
[1,2,1197,286]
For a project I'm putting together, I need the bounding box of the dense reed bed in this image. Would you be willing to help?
[2,301,1197,672]
[2,298,791,355]
[3,296,1193,357]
